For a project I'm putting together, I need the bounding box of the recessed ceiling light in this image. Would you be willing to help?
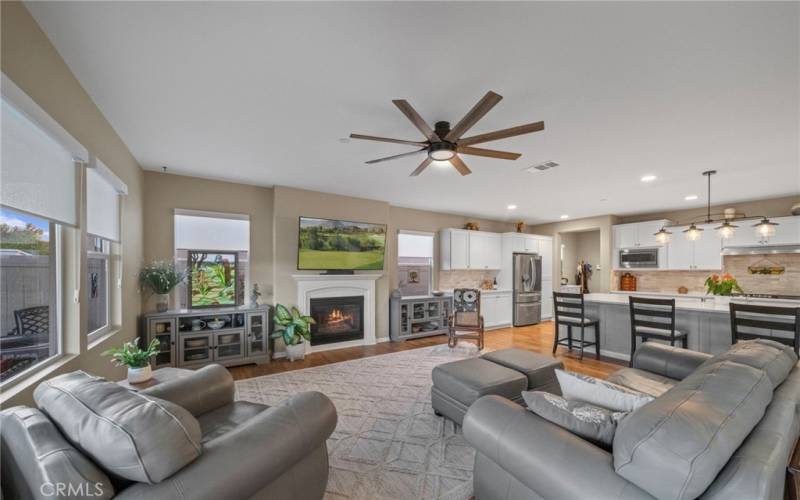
[507,204,517,210]
[685,194,698,201]
[641,175,657,182]
[560,214,569,219]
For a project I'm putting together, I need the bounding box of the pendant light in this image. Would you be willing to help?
[753,217,779,241]
[654,227,672,244]
[715,220,738,239]
[683,223,704,241]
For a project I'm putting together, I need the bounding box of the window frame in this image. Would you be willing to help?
[86,236,114,341]
[397,230,435,297]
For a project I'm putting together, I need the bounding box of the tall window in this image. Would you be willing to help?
[174,210,250,308]
[1,74,87,383]
[397,231,434,297]
[86,158,125,339]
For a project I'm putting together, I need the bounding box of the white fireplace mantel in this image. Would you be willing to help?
[292,273,382,353]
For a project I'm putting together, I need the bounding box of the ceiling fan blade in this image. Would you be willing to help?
[449,155,472,176]
[457,146,521,160]
[365,148,427,164]
[349,134,427,147]
[409,158,433,177]
[458,121,545,146]
[444,91,503,142]
[392,100,440,141]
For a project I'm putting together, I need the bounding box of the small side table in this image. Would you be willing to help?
[117,367,193,392]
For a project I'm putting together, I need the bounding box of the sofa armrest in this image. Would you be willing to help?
[141,364,234,416]
[463,396,652,500]
[632,342,711,380]
[115,391,337,500]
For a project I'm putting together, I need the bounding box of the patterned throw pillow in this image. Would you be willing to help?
[555,369,654,412]
[522,391,626,447]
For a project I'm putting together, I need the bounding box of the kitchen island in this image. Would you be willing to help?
[572,293,800,362]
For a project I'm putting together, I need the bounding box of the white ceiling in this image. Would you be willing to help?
[25,1,800,224]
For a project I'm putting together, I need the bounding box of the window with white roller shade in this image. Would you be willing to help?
[174,211,250,252]
[87,159,126,242]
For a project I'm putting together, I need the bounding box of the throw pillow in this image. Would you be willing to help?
[522,390,626,447]
[555,369,654,412]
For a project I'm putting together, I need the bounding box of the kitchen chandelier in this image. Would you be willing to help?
[653,170,779,244]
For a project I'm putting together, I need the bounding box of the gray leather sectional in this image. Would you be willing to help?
[464,340,800,500]
[0,365,337,500]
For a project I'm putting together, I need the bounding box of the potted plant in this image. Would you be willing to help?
[704,273,743,304]
[104,338,161,383]
[139,261,186,312]
[271,304,315,361]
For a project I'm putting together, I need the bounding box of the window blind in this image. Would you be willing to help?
[174,210,250,251]
[87,158,127,242]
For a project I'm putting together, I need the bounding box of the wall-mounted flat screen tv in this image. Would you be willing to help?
[298,217,386,271]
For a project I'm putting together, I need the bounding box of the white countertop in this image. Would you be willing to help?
[584,292,800,314]
[440,288,512,295]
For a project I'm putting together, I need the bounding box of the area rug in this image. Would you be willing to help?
[235,344,483,500]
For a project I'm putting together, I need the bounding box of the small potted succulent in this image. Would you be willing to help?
[139,261,186,312]
[104,338,161,384]
[271,304,315,361]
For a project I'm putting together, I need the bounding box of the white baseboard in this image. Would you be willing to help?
[272,351,287,359]
[376,337,391,343]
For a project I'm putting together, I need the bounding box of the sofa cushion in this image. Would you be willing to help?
[481,348,563,393]
[703,338,798,388]
[555,369,654,412]
[522,391,624,447]
[197,400,268,443]
[432,358,527,405]
[614,360,773,500]
[34,371,202,484]
[0,406,115,500]
[605,367,677,397]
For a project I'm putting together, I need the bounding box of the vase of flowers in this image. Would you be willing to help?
[104,338,161,384]
[271,304,315,361]
[704,274,743,299]
[139,261,186,312]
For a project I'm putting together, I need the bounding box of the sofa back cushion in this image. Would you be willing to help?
[703,338,798,388]
[613,360,773,500]
[0,406,114,500]
[34,371,202,484]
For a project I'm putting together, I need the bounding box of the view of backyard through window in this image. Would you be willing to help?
[0,207,58,382]
[87,236,110,336]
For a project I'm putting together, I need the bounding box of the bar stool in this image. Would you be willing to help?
[552,292,600,360]
[730,302,800,354]
[628,296,688,367]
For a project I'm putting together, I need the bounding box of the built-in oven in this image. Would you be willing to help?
[618,247,660,269]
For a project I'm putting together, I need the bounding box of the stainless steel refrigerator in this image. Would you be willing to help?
[513,252,542,326]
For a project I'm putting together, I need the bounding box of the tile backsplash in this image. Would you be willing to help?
[612,253,800,296]
[438,269,499,290]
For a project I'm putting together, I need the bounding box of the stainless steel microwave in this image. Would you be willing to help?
[619,247,659,268]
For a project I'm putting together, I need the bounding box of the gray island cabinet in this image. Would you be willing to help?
[580,293,800,362]
[142,304,271,369]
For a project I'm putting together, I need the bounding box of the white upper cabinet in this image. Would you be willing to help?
[613,220,671,249]
[667,223,721,270]
[439,229,501,270]
[440,229,469,270]
[523,235,539,253]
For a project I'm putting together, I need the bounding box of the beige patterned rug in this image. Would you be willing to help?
[235,344,483,500]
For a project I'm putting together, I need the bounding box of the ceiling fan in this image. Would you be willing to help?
[350,91,544,176]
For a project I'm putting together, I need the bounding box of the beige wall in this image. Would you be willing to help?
[141,171,274,311]
[1,2,144,406]
[528,215,619,292]
[619,195,799,224]
[558,232,578,284]
[575,230,601,291]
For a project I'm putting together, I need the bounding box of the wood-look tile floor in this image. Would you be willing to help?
[229,320,624,381]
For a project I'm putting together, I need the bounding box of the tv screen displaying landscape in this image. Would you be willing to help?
[298,217,386,270]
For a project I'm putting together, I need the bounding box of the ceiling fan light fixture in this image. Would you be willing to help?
[428,142,456,161]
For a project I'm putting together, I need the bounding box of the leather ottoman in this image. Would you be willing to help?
[481,348,563,395]
[432,357,527,425]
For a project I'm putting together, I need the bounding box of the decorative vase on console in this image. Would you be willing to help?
[139,261,186,313]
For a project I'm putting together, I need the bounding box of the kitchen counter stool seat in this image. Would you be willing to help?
[551,292,600,360]
[629,296,688,367]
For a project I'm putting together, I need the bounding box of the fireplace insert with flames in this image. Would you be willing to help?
[309,296,364,345]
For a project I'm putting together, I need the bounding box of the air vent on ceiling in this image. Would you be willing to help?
[525,161,559,173]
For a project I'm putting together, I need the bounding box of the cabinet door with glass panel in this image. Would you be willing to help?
[246,311,268,358]
[148,318,176,368]
[179,331,213,367]
[214,330,244,361]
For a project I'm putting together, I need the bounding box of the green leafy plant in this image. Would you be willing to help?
[139,261,186,295]
[270,304,315,346]
[103,338,160,368]
[705,273,744,296]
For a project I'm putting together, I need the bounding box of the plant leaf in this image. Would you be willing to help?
[275,304,292,322]
[291,307,301,320]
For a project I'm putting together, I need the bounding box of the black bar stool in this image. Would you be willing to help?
[552,292,600,360]
[628,296,687,367]
[730,302,800,354]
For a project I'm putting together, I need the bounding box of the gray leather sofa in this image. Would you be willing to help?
[464,340,800,500]
[0,365,337,500]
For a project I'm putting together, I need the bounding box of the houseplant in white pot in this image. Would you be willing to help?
[139,261,186,312]
[271,304,315,361]
[104,338,161,384]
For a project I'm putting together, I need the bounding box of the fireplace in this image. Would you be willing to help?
[309,296,364,346]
